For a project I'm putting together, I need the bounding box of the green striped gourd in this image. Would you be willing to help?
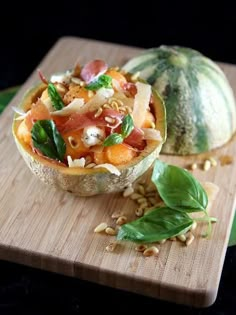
[122,46,236,155]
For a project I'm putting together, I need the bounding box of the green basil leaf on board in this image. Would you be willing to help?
[121,114,134,138]
[151,160,208,212]
[31,120,66,162]
[117,207,194,243]
[103,133,123,146]
[86,74,112,91]
[48,83,64,110]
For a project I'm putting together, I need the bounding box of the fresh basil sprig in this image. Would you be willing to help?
[117,160,216,242]
[151,160,208,212]
[48,83,64,110]
[103,114,134,147]
[103,133,123,146]
[31,120,66,162]
[117,207,194,243]
[121,113,134,138]
[86,74,112,91]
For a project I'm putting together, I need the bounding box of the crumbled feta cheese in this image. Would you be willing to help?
[82,126,105,147]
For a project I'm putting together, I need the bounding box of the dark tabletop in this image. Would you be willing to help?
[0,2,235,314]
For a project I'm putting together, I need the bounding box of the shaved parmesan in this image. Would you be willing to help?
[12,106,28,120]
[142,128,163,141]
[94,163,121,176]
[74,88,114,114]
[67,156,86,168]
[132,82,151,128]
[51,98,84,116]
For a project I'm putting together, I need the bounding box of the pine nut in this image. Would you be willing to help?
[88,90,94,98]
[158,239,166,244]
[130,193,143,200]
[177,234,186,242]
[186,233,195,246]
[135,244,147,252]
[105,242,117,252]
[94,222,108,233]
[131,71,140,82]
[209,156,217,167]
[169,237,176,241]
[135,207,144,217]
[105,227,117,236]
[203,159,211,171]
[190,221,197,231]
[116,216,127,225]
[148,197,158,205]
[105,116,116,124]
[111,211,123,219]
[191,162,198,170]
[143,246,159,257]
[94,107,103,118]
[137,197,147,204]
[137,184,145,195]
[123,185,134,197]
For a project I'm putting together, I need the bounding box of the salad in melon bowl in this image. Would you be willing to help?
[12,59,166,196]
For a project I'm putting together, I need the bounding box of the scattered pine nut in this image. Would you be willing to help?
[191,162,198,170]
[105,242,117,252]
[137,184,145,195]
[123,185,134,197]
[143,246,159,257]
[111,211,123,219]
[116,216,127,225]
[190,221,197,231]
[148,197,158,205]
[177,234,186,242]
[186,233,195,246]
[203,159,211,171]
[137,197,147,204]
[94,222,108,233]
[135,207,144,217]
[130,193,143,200]
[209,156,217,167]
[150,122,156,129]
[169,237,176,241]
[105,227,117,236]
[135,244,148,252]
[88,90,94,98]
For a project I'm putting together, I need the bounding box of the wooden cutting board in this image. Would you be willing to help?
[0,37,235,307]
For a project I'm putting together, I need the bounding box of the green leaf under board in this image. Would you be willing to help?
[0,86,20,114]
[229,212,236,247]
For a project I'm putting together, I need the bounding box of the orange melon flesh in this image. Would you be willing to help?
[12,82,166,196]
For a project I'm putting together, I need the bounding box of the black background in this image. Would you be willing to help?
[0,1,236,314]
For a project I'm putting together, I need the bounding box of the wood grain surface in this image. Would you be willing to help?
[0,37,235,307]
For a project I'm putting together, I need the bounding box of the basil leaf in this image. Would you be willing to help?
[151,160,208,212]
[48,83,64,110]
[86,74,112,91]
[121,114,134,138]
[103,133,123,147]
[31,120,66,162]
[117,207,193,243]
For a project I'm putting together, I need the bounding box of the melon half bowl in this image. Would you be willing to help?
[12,60,166,196]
